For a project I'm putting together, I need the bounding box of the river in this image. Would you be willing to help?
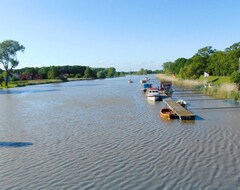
[0,75,240,190]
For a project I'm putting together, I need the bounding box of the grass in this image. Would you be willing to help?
[0,79,63,89]
[199,75,231,85]
[156,74,203,88]
[204,83,239,100]
[0,77,96,89]
[156,74,240,101]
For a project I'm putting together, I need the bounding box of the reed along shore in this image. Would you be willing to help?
[156,74,240,101]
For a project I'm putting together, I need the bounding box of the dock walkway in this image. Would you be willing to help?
[163,98,196,120]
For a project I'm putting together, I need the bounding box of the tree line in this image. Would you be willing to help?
[162,42,240,83]
[14,66,124,80]
[0,64,126,86]
[0,40,127,86]
[0,39,163,87]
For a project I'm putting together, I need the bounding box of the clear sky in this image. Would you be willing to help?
[0,0,239,71]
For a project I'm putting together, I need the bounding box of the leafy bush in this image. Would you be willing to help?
[11,76,19,81]
[230,71,240,83]
[97,70,106,79]
[75,73,82,78]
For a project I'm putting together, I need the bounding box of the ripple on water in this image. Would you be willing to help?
[0,76,240,189]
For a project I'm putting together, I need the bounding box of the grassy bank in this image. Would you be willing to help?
[156,74,240,101]
[0,77,94,89]
[0,79,63,89]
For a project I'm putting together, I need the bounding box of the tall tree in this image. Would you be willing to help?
[38,67,49,79]
[174,58,187,74]
[106,67,116,77]
[225,42,240,52]
[84,67,95,78]
[197,46,216,58]
[0,40,25,86]
[97,70,106,79]
[48,66,60,79]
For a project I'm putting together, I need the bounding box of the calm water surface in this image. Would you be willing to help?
[0,75,240,189]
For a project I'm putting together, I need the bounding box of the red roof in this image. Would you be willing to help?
[148,88,158,90]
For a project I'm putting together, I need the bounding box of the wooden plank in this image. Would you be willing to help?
[163,98,195,120]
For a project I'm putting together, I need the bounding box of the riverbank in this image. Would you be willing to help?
[0,78,94,89]
[156,74,240,101]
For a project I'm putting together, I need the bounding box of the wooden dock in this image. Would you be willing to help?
[163,98,196,120]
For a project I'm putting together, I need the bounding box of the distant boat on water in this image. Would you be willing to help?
[140,77,150,84]
[128,79,133,83]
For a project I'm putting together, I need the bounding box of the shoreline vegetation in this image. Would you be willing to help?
[0,39,161,90]
[0,78,95,89]
[159,42,240,102]
[156,74,240,101]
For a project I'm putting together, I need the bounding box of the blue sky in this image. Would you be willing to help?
[0,0,239,71]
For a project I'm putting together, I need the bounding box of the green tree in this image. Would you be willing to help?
[106,67,116,77]
[197,46,216,58]
[23,67,37,80]
[97,70,106,79]
[38,67,49,79]
[174,58,187,74]
[231,71,240,84]
[0,40,25,86]
[75,73,83,78]
[0,74,4,86]
[183,55,207,79]
[162,61,174,74]
[138,68,147,75]
[48,66,60,79]
[225,42,240,52]
[207,51,226,76]
[84,67,95,78]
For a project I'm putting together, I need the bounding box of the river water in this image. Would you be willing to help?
[0,75,240,190]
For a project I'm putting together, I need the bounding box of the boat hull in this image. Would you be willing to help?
[160,108,177,119]
[146,87,162,101]
[147,95,162,101]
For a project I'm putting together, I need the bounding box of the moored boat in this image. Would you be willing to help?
[140,77,150,84]
[160,107,177,119]
[160,81,173,96]
[146,88,162,101]
[176,99,187,108]
[141,83,152,92]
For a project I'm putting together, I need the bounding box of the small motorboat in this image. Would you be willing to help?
[141,83,152,92]
[140,77,150,84]
[160,107,177,119]
[176,99,187,108]
[146,88,162,101]
[128,79,133,83]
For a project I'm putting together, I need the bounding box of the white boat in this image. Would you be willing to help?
[176,99,187,108]
[146,88,162,101]
[140,77,150,84]
[128,79,133,83]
